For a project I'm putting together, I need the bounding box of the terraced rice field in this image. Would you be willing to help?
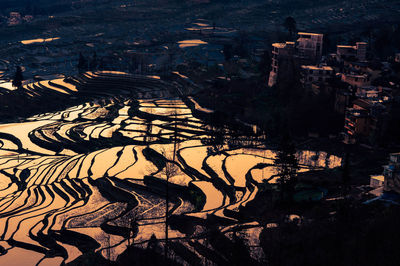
[0,72,341,265]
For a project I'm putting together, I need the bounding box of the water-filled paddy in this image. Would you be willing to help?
[0,72,341,265]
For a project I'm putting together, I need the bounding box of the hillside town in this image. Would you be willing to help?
[263,28,400,200]
[0,1,399,265]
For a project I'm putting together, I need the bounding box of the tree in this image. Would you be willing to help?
[12,66,24,89]
[341,151,350,196]
[205,124,225,155]
[234,31,249,57]
[223,44,233,61]
[283,16,297,38]
[77,52,87,73]
[89,52,98,71]
[275,133,299,202]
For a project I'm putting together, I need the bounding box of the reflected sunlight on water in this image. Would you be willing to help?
[21,37,60,45]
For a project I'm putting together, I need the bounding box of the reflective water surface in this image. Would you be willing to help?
[0,73,341,265]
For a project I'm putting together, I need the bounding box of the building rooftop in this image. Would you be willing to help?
[272,43,286,48]
[272,42,294,49]
[350,61,369,67]
[346,107,368,117]
[301,65,333,71]
[337,45,355,49]
[371,175,385,182]
[353,98,374,109]
[298,32,323,36]
[343,73,369,78]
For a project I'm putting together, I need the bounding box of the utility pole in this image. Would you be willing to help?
[165,111,178,263]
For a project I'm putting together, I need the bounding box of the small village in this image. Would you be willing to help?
[0,0,399,265]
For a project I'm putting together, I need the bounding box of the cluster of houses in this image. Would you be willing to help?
[369,152,400,200]
[268,31,399,145]
[267,32,400,200]
[1,12,33,26]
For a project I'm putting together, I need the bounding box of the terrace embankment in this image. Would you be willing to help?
[0,72,342,265]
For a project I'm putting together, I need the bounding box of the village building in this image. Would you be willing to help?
[341,73,371,88]
[355,85,392,102]
[268,32,323,87]
[8,12,22,26]
[334,88,352,114]
[301,65,334,85]
[336,42,367,62]
[343,99,388,144]
[370,175,385,188]
[369,174,385,197]
[296,32,324,62]
[300,65,335,95]
[384,153,400,194]
[268,41,295,87]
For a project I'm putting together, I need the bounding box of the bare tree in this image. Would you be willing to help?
[12,66,24,89]
[283,16,297,38]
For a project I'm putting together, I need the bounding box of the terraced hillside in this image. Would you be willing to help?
[0,72,341,265]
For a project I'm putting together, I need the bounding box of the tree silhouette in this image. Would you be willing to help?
[89,52,98,71]
[341,151,351,196]
[283,16,297,38]
[275,133,299,202]
[12,66,24,89]
[77,52,87,73]
[223,44,233,61]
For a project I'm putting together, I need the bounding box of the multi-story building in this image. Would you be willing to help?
[268,32,323,87]
[344,105,370,143]
[336,42,367,62]
[296,32,324,62]
[268,41,295,87]
[334,88,352,114]
[384,153,400,194]
[341,73,371,88]
[301,65,334,85]
[343,99,387,144]
[356,86,392,102]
